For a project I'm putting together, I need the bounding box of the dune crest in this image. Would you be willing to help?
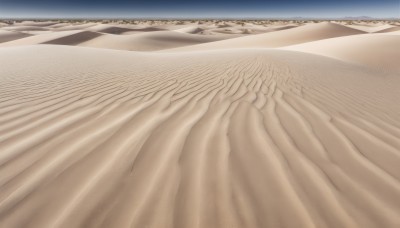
[163,22,365,52]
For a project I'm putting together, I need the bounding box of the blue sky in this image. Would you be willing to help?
[0,0,399,18]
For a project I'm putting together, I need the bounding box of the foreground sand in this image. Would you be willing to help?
[0,20,399,228]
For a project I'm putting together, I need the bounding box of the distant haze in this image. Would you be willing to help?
[0,0,399,19]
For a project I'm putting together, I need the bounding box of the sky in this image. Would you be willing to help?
[0,0,399,19]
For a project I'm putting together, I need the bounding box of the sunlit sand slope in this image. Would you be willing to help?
[283,33,400,72]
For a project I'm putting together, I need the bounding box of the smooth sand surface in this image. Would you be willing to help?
[283,33,400,71]
[0,20,399,228]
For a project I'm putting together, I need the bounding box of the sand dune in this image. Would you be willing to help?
[0,20,399,228]
[0,30,31,43]
[376,26,400,33]
[99,26,163,34]
[194,23,296,35]
[151,23,200,30]
[283,33,400,72]
[43,31,104,45]
[174,26,208,34]
[0,30,85,47]
[52,23,98,31]
[345,24,396,33]
[163,22,364,52]
[78,31,241,51]
[0,21,366,52]
[86,24,166,34]
[0,27,240,51]
[1,25,50,32]
[13,21,58,27]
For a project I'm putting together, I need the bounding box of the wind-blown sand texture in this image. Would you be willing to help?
[0,20,399,228]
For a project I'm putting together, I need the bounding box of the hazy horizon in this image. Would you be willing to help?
[0,0,399,19]
[0,16,398,20]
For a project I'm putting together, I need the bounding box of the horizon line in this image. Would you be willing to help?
[1,16,399,21]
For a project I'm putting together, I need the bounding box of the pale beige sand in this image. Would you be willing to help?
[344,23,396,33]
[163,22,364,52]
[52,23,98,31]
[0,20,399,228]
[1,25,50,32]
[13,21,58,27]
[283,33,400,72]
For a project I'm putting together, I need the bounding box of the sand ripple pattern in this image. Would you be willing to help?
[0,46,399,228]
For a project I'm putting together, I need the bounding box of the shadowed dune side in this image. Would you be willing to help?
[0,45,399,228]
[78,31,242,51]
[0,30,85,47]
[162,22,365,52]
[100,27,166,34]
[86,24,167,34]
[42,31,104,45]
[375,26,400,33]
[52,23,98,31]
[0,28,241,51]
[0,30,32,43]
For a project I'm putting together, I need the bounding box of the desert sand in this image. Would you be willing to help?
[0,20,399,228]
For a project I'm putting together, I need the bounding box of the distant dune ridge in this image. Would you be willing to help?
[0,20,399,228]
